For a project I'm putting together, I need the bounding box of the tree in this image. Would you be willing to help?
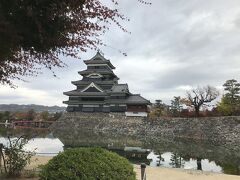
[217,98,233,116]
[0,0,150,86]
[52,112,63,121]
[181,86,219,116]
[40,111,49,121]
[170,96,182,117]
[26,109,36,121]
[196,157,202,170]
[0,136,34,177]
[155,99,162,108]
[0,111,11,122]
[0,112,3,122]
[223,79,240,102]
[217,79,240,115]
[150,99,170,117]
[169,153,184,168]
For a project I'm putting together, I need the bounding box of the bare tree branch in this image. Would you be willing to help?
[182,85,219,116]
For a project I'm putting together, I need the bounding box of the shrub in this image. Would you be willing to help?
[39,147,136,180]
[0,136,35,177]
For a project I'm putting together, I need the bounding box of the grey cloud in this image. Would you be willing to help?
[2,0,240,105]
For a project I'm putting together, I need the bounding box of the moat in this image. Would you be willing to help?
[0,127,239,176]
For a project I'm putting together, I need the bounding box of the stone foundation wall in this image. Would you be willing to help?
[52,113,240,146]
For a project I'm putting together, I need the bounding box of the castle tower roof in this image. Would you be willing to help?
[83,51,115,69]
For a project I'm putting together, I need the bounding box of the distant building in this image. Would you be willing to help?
[63,52,150,117]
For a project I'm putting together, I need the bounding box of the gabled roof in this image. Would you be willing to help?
[83,52,115,69]
[111,84,129,93]
[125,94,151,105]
[106,94,151,105]
[81,82,104,92]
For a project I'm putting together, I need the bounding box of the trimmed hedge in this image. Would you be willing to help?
[39,147,136,180]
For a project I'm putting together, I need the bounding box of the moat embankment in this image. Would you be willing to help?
[52,113,240,148]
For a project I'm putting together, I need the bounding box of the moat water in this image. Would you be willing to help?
[0,127,239,175]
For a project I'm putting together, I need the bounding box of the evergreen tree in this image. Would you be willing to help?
[151,100,170,117]
[170,96,182,117]
[218,79,240,115]
[223,79,240,104]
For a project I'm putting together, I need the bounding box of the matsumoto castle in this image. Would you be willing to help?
[63,52,150,117]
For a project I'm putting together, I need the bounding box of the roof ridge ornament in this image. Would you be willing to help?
[97,50,104,57]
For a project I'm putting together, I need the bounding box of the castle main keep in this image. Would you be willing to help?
[63,52,150,117]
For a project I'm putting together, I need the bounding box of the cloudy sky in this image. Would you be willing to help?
[1,0,240,106]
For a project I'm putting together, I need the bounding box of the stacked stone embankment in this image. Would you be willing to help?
[52,113,240,146]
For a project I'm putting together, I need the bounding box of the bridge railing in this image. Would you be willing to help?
[12,121,55,129]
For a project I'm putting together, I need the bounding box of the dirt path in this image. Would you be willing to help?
[134,165,240,180]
